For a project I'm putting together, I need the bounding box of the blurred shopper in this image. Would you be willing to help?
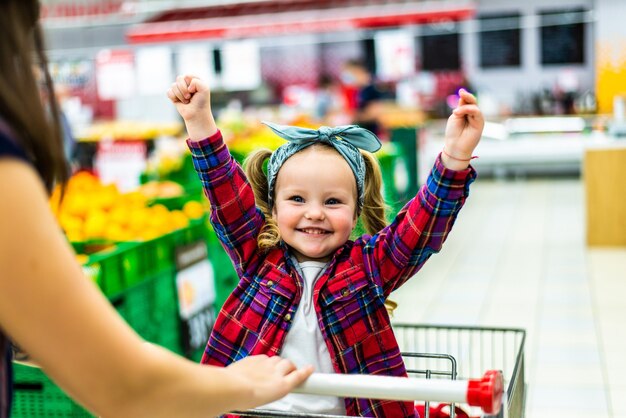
[168,73,484,417]
[0,2,312,418]
[341,59,386,136]
[314,74,347,125]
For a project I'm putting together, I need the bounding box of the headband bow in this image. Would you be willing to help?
[263,121,382,210]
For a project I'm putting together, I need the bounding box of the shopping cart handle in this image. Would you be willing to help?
[292,370,503,415]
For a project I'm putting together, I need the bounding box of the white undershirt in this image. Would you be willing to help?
[258,260,346,415]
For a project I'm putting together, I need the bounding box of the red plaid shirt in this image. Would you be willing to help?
[188,130,476,417]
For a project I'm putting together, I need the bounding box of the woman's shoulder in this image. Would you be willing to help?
[0,117,28,162]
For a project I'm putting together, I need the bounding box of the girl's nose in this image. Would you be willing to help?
[304,204,325,220]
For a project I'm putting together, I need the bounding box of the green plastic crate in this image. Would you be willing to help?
[378,144,406,218]
[12,363,93,417]
[204,227,238,311]
[76,219,210,298]
[110,269,183,354]
[389,126,420,203]
[139,218,209,275]
[78,241,142,297]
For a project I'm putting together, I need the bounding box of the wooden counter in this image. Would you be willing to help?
[585,144,626,246]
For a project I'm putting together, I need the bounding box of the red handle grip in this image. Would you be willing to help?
[466,370,503,414]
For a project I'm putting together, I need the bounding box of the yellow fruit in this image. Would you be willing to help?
[59,214,83,232]
[141,227,162,240]
[183,201,204,219]
[49,186,63,214]
[63,195,91,219]
[68,171,98,192]
[65,228,84,242]
[104,223,130,242]
[137,182,160,199]
[123,191,148,208]
[157,181,184,198]
[108,207,129,227]
[96,184,120,211]
[83,211,108,240]
[170,210,190,230]
[151,203,169,216]
[127,209,149,233]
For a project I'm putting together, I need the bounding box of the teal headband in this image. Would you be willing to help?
[263,121,382,210]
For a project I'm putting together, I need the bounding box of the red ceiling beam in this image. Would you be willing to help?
[127,6,475,44]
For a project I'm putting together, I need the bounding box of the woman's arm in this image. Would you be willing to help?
[0,159,311,418]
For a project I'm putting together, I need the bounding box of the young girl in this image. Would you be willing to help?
[168,75,484,417]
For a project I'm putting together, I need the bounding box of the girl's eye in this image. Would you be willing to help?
[326,198,340,205]
[289,195,304,203]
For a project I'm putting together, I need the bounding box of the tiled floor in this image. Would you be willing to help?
[391,177,626,417]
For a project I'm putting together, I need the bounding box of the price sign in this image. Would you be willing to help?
[94,140,147,192]
[176,241,216,355]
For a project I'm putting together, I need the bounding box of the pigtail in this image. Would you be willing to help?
[360,151,388,235]
[243,149,281,250]
[360,151,398,317]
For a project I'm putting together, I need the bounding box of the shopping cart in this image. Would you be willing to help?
[232,324,526,418]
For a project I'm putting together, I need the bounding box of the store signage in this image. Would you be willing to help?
[374,30,415,81]
[135,46,174,96]
[94,140,147,192]
[221,40,261,91]
[95,49,135,100]
[176,44,218,88]
[175,241,216,354]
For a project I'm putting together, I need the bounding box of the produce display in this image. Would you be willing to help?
[76,120,183,142]
[49,171,205,243]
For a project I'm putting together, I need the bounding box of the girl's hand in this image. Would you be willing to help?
[442,89,485,170]
[167,75,217,141]
[226,355,314,409]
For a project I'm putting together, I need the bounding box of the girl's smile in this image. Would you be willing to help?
[297,228,330,235]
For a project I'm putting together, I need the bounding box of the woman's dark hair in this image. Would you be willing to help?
[0,0,69,192]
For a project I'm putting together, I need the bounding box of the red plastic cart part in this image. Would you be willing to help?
[466,370,503,414]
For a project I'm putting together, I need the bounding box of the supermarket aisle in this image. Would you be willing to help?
[391,177,626,418]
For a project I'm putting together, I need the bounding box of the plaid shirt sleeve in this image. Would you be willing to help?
[364,153,477,296]
[186,130,262,276]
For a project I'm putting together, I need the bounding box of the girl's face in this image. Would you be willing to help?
[272,146,358,263]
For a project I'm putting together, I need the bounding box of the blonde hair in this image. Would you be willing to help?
[243,144,396,314]
[244,148,281,251]
[360,151,387,234]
